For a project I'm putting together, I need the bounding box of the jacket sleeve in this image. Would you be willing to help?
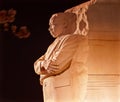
[47,35,81,75]
[34,39,58,75]
[34,55,45,75]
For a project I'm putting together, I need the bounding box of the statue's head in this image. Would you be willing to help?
[49,12,77,38]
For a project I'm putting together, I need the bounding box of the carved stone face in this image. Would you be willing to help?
[49,14,66,38]
[49,12,77,38]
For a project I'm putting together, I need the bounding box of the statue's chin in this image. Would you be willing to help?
[50,33,57,38]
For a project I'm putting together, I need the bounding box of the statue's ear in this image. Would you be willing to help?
[63,22,68,28]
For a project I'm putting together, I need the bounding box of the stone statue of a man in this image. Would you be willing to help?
[34,12,89,102]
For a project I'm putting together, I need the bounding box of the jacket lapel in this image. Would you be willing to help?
[45,34,70,60]
[46,38,60,60]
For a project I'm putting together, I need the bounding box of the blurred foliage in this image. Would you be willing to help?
[0,8,30,39]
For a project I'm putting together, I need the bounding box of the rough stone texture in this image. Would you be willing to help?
[85,0,120,102]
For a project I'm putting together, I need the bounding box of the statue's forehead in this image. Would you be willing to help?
[49,14,58,24]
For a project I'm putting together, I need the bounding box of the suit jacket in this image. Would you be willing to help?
[34,34,89,102]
